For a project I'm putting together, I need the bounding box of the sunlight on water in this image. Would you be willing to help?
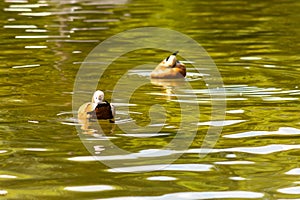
[229,176,247,181]
[214,161,255,165]
[0,190,8,196]
[187,144,300,155]
[4,25,37,28]
[23,148,48,151]
[0,175,17,179]
[285,168,300,175]
[224,127,300,138]
[11,64,40,69]
[19,12,51,16]
[197,120,246,127]
[277,186,300,194]
[147,176,177,181]
[64,185,115,192]
[99,191,264,200]
[226,109,244,114]
[25,45,48,49]
[108,164,214,173]
[240,56,262,61]
[117,133,171,138]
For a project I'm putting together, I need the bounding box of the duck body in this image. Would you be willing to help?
[87,101,114,120]
[150,51,186,79]
[78,90,115,122]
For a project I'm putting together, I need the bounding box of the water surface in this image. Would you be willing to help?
[1,0,300,199]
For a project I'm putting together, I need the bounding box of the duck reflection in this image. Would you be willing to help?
[151,78,188,98]
[79,119,116,135]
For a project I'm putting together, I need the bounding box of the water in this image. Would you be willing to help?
[1,0,300,199]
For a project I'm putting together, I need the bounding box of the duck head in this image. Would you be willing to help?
[161,51,179,68]
[92,90,104,104]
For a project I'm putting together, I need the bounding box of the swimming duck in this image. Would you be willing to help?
[150,51,186,79]
[78,90,115,123]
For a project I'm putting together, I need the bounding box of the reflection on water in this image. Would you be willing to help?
[64,185,115,192]
[1,0,300,199]
[99,191,264,200]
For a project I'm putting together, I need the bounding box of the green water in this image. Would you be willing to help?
[1,0,300,199]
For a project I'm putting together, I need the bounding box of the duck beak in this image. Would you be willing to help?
[172,51,179,56]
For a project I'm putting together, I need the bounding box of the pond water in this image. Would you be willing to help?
[1,0,300,199]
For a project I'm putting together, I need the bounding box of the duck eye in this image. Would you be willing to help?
[166,56,170,61]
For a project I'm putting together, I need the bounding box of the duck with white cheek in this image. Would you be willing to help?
[78,90,115,123]
[150,51,186,79]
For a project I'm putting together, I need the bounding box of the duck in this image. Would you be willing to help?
[78,90,115,123]
[150,51,186,79]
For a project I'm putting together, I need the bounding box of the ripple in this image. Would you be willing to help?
[4,25,37,29]
[226,153,237,158]
[64,185,114,192]
[108,164,213,173]
[127,69,152,77]
[69,149,175,162]
[19,12,51,16]
[0,175,17,179]
[25,46,47,49]
[197,120,246,127]
[83,0,128,5]
[67,143,300,163]
[4,7,31,12]
[285,168,300,175]
[224,127,300,138]
[240,56,262,60]
[188,144,300,155]
[262,96,298,101]
[128,69,205,81]
[229,176,247,181]
[47,39,99,43]
[56,111,75,116]
[223,85,300,99]
[0,190,7,196]
[263,64,276,68]
[214,161,254,165]
[84,19,120,23]
[5,0,27,2]
[9,3,48,8]
[25,29,47,33]
[71,27,108,32]
[137,149,176,157]
[112,103,137,107]
[12,64,40,69]
[147,176,177,181]
[226,109,245,114]
[68,154,137,162]
[118,133,170,138]
[278,186,300,194]
[98,191,264,200]
[23,148,48,152]
[15,35,69,39]
[0,150,8,154]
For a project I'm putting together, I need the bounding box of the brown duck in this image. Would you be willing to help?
[78,90,115,123]
[150,51,186,79]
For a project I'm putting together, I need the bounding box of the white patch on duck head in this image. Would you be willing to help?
[92,90,105,104]
[164,52,179,68]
